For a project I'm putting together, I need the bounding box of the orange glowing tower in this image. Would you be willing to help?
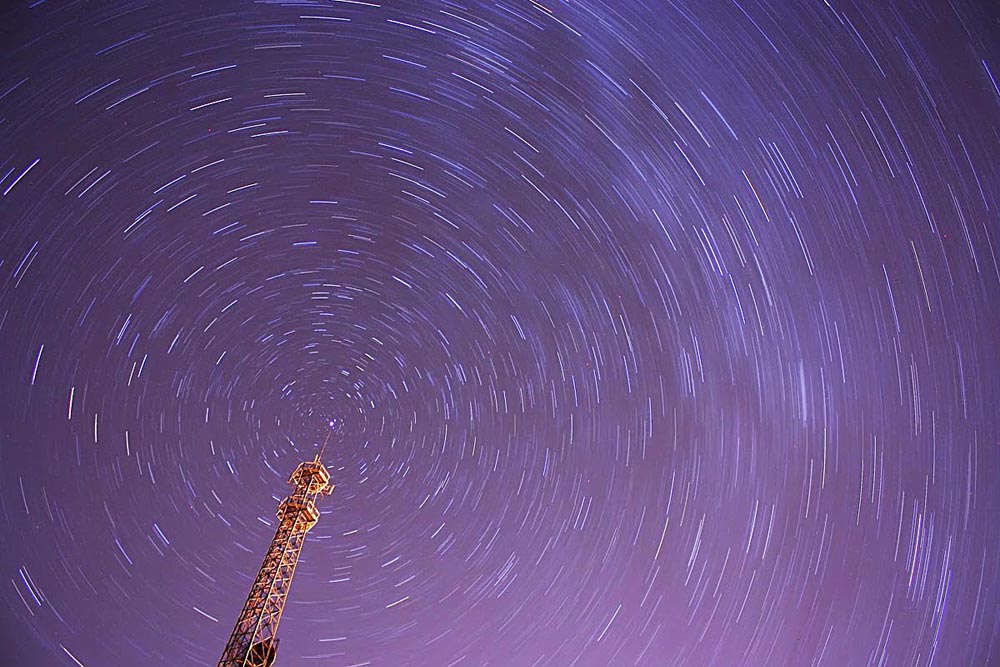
[217,433,335,667]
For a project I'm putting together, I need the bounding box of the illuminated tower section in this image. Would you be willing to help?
[217,447,334,667]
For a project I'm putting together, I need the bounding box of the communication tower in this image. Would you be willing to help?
[216,432,335,667]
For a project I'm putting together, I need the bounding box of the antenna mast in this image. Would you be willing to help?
[216,429,335,667]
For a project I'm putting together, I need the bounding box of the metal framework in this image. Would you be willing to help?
[217,452,334,667]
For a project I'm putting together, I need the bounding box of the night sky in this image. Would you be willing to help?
[1,1,999,665]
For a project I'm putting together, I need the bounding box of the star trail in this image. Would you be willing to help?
[1,1,999,665]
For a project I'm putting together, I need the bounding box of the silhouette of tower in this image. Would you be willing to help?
[217,434,334,667]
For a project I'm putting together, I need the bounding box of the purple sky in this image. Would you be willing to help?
[1,1,999,665]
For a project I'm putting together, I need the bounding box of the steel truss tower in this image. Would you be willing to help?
[217,449,334,667]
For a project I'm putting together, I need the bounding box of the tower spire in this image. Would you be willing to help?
[315,421,335,464]
[217,433,335,667]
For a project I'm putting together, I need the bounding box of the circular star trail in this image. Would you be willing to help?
[1,1,999,665]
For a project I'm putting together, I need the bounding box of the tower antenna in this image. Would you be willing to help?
[316,420,335,463]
